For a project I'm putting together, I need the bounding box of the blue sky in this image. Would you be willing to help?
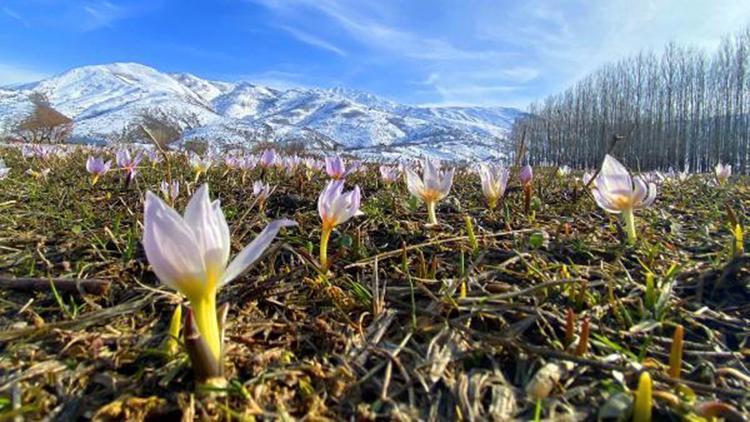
[1,0,749,109]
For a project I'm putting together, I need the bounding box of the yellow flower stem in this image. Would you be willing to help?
[622,208,637,244]
[488,197,497,211]
[633,371,653,422]
[426,201,438,225]
[190,293,221,362]
[320,227,332,270]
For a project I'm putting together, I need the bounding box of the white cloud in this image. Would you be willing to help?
[277,25,347,56]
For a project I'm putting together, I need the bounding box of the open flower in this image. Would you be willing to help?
[116,149,142,183]
[379,165,400,184]
[143,185,295,384]
[478,163,509,210]
[325,155,352,180]
[405,158,454,225]
[190,154,212,181]
[591,155,656,244]
[715,163,731,185]
[557,165,571,177]
[86,156,112,185]
[318,180,363,269]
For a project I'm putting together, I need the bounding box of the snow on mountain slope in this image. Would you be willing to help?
[0,62,525,160]
[170,72,235,103]
[0,89,32,135]
[213,83,280,119]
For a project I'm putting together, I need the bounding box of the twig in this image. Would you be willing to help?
[0,276,110,295]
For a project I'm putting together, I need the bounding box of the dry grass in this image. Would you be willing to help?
[0,147,748,421]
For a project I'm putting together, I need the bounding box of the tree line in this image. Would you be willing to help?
[512,25,750,174]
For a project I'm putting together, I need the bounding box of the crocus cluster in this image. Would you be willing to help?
[318,180,363,269]
[143,185,295,387]
[590,155,656,244]
[405,158,454,225]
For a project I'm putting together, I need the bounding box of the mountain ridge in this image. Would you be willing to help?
[0,62,525,160]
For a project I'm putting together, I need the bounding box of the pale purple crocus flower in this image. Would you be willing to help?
[379,165,400,184]
[591,155,656,244]
[318,180,363,269]
[325,155,352,180]
[146,149,163,166]
[405,158,454,225]
[116,149,143,182]
[520,165,533,186]
[715,163,731,185]
[86,156,112,185]
[259,149,276,168]
[143,184,296,363]
[478,163,509,210]
[160,179,180,203]
[224,155,241,169]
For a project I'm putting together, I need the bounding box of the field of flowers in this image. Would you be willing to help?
[0,144,748,420]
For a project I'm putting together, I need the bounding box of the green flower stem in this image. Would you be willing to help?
[426,201,438,225]
[622,208,637,244]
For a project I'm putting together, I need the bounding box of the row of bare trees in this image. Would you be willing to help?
[512,25,750,174]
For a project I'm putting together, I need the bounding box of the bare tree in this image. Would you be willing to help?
[16,93,73,144]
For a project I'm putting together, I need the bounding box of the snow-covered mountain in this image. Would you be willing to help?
[0,62,525,160]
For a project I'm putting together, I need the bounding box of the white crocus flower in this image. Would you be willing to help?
[143,184,295,363]
[478,163,509,210]
[591,155,656,244]
[405,158,454,225]
[715,163,731,185]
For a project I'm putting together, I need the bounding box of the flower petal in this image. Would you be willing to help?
[405,168,425,199]
[143,192,206,295]
[184,184,230,275]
